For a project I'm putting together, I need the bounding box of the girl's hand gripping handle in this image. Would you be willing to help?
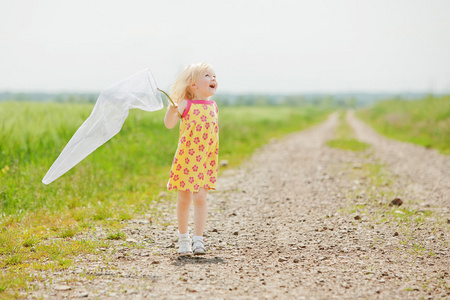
[167,103,180,115]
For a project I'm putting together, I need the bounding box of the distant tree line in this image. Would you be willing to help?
[215,93,378,108]
[0,91,437,108]
[0,92,97,103]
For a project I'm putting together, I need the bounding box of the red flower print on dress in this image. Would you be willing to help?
[186,140,191,147]
[210,111,215,117]
[202,104,208,110]
[170,171,174,178]
[184,168,189,175]
[193,137,200,144]
[215,148,219,155]
[205,123,210,130]
[168,183,172,189]
[173,174,179,181]
[185,114,190,121]
[173,158,178,164]
[192,165,198,172]
[180,136,186,144]
[198,173,204,180]
[201,115,207,122]
[180,181,185,188]
[186,124,191,131]
[215,126,218,133]
[193,109,200,115]
[179,149,184,156]
[210,177,216,184]
[185,157,190,165]
[189,149,195,156]
[209,138,214,145]
[194,184,199,190]
[189,177,194,184]
[203,133,208,140]
[199,145,205,152]
[208,152,212,158]
[207,169,213,176]
[196,155,202,162]
[196,124,202,131]
[176,164,182,171]
[210,160,216,167]
[189,131,194,137]
[204,184,210,189]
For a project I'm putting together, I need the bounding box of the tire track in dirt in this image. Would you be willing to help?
[347,110,450,208]
[28,112,449,299]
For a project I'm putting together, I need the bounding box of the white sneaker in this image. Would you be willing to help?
[178,237,193,256]
[192,236,206,255]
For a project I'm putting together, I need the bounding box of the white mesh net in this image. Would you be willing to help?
[42,68,164,185]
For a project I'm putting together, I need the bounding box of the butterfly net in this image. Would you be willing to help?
[42,69,164,184]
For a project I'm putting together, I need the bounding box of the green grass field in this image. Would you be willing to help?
[357,95,450,154]
[0,101,330,296]
[0,102,330,217]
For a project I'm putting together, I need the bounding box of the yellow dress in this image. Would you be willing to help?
[168,100,219,192]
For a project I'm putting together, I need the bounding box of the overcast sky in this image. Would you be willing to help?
[1,0,450,94]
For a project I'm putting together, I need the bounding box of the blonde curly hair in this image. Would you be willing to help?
[170,62,213,104]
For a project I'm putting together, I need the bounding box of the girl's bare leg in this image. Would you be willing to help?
[177,190,192,234]
[193,188,208,236]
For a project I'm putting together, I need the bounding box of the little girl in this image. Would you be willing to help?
[164,62,219,256]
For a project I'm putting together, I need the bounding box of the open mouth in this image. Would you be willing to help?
[209,84,216,89]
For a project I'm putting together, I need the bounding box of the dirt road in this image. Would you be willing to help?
[28,112,449,299]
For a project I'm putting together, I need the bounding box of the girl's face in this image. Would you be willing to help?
[191,68,218,100]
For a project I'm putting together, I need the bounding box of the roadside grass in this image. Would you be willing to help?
[326,111,370,151]
[106,231,126,241]
[0,101,331,297]
[0,213,107,298]
[336,160,449,259]
[357,95,450,154]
